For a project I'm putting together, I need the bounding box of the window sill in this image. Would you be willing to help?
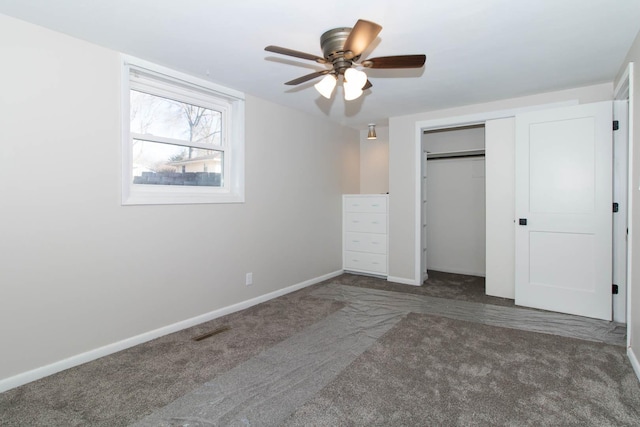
[122,185,244,205]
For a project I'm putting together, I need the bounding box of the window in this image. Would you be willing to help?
[122,56,245,205]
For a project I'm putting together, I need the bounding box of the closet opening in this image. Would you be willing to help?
[421,124,486,286]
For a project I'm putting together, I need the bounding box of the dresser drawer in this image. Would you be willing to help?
[345,232,387,254]
[344,251,387,274]
[343,196,387,213]
[344,212,387,233]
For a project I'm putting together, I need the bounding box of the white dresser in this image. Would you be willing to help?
[343,194,389,276]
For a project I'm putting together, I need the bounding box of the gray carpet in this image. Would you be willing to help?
[0,288,345,426]
[313,284,625,346]
[0,273,638,426]
[132,295,405,426]
[283,313,640,426]
[341,270,515,307]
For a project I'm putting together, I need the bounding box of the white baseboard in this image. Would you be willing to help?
[629,346,640,383]
[387,276,421,286]
[0,270,343,394]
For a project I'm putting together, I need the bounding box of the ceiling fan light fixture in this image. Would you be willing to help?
[343,83,363,101]
[344,68,367,89]
[367,123,377,140]
[314,74,337,98]
[343,68,367,100]
[266,19,426,101]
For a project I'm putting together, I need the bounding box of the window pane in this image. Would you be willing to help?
[130,90,222,145]
[132,140,223,187]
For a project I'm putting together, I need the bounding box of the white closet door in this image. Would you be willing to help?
[515,101,612,320]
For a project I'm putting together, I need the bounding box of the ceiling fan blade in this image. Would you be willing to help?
[343,19,382,60]
[265,45,327,63]
[361,55,426,69]
[362,80,373,90]
[285,70,331,85]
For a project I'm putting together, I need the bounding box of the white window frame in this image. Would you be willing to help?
[121,55,245,205]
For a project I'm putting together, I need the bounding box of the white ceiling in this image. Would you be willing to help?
[1,0,639,130]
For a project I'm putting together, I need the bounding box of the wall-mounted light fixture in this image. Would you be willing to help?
[367,123,377,140]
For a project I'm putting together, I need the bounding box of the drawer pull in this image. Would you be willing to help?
[371,204,379,207]
[352,220,360,223]
[372,221,379,224]
[352,240,360,243]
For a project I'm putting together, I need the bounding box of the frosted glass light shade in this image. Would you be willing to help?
[344,68,367,89]
[344,84,363,101]
[314,74,337,98]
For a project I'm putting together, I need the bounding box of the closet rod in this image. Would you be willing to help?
[427,153,485,161]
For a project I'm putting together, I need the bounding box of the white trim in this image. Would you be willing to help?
[612,99,629,323]
[0,270,342,393]
[123,55,245,100]
[628,347,640,383]
[415,124,425,285]
[615,64,632,100]
[615,62,634,350]
[387,275,421,286]
[413,101,579,285]
[130,133,227,152]
[630,63,635,350]
[627,62,640,352]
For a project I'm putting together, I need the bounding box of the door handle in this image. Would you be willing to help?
[519,218,527,226]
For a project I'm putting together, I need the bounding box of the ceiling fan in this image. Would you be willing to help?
[265,19,426,101]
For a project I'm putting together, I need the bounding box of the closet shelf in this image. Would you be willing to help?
[426,148,485,160]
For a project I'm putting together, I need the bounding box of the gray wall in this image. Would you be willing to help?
[360,126,389,194]
[0,14,359,383]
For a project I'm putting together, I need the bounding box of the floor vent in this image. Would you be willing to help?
[192,326,230,342]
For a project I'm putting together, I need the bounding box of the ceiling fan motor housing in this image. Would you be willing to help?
[320,27,356,74]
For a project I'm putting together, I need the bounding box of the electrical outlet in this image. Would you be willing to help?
[245,272,253,286]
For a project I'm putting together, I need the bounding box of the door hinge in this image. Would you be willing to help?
[612,284,619,294]
[613,202,619,213]
[613,120,620,131]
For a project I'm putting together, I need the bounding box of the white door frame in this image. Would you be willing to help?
[421,147,428,282]
[614,62,634,347]
[414,102,578,286]
[613,99,629,323]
